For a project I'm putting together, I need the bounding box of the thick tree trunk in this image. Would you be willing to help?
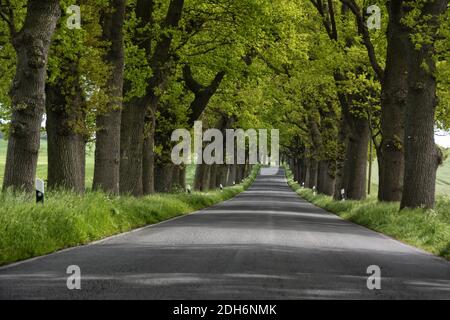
[154,162,174,192]
[299,157,307,186]
[119,0,153,196]
[293,159,298,182]
[236,164,244,184]
[141,0,185,193]
[378,1,408,202]
[2,0,60,192]
[142,108,156,194]
[209,164,217,189]
[170,165,180,189]
[120,101,146,196]
[223,165,231,186]
[217,165,228,186]
[306,158,318,189]
[343,118,370,200]
[201,165,211,191]
[142,132,155,194]
[194,163,213,191]
[317,160,335,196]
[333,117,348,200]
[46,69,86,193]
[400,0,447,209]
[194,164,204,190]
[243,161,250,179]
[93,0,126,194]
[227,164,237,186]
[177,165,186,190]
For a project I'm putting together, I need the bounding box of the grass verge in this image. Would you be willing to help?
[0,165,260,266]
[284,167,450,260]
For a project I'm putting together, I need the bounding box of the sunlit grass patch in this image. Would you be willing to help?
[0,166,260,265]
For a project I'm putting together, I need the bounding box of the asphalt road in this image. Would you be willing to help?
[0,167,449,299]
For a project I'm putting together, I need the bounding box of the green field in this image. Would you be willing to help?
[0,139,95,187]
[0,139,197,188]
[368,156,450,195]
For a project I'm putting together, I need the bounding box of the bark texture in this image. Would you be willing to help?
[400,0,447,209]
[46,60,86,193]
[378,1,408,202]
[93,0,126,194]
[317,160,335,196]
[2,0,60,192]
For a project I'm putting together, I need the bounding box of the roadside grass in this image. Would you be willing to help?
[0,165,260,266]
[284,167,450,260]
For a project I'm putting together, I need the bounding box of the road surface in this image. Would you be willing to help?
[0,167,449,299]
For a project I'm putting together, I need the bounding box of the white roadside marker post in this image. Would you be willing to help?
[36,178,45,204]
[341,188,346,201]
[313,186,316,196]
[219,184,223,191]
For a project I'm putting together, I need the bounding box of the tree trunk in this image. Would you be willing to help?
[142,132,155,194]
[306,158,318,189]
[218,165,228,186]
[93,0,126,194]
[142,108,156,194]
[2,0,60,192]
[343,117,370,200]
[209,164,217,189]
[154,162,174,192]
[171,165,181,189]
[46,66,86,193]
[333,116,348,200]
[118,0,153,196]
[177,165,186,190]
[378,1,408,202]
[291,158,297,181]
[140,0,185,193]
[194,164,209,191]
[194,164,204,190]
[299,157,307,186]
[120,101,146,196]
[235,165,241,183]
[227,164,237,186]
[400,0,447,209]
[317,160,335,196]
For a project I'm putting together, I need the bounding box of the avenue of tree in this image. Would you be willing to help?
[0,0,449,209]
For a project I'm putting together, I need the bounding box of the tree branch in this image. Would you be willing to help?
[339,0,384,80]
[183,64,226,125]
[182,64,202,94]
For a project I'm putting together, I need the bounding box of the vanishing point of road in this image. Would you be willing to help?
[1,167,449,299]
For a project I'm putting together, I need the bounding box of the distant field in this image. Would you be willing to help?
[0,139,96,188]
[368,156,450,195]
[0,139,196,189]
